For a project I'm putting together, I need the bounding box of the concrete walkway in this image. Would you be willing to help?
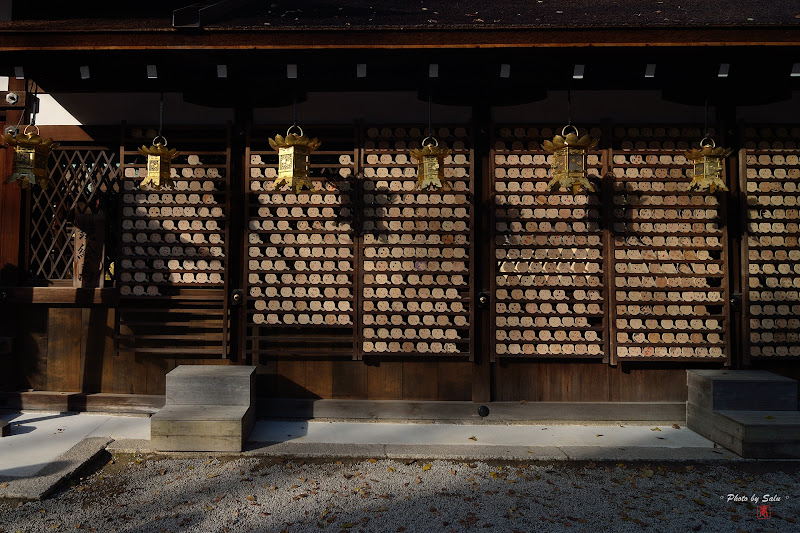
[1,409,746,500]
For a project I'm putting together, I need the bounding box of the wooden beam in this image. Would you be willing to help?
[0,286,116,305]
[0,390,164,414]
[259,398,687,422]
[0,27,798,51]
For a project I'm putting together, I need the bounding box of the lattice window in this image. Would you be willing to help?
[28,148,120,281]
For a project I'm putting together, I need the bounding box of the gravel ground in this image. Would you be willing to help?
[1,454,798,533]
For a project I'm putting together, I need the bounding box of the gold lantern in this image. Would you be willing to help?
[3,125,59,189]
[410,137,452,191]
[138,136,179,190]
[542,125,599,195]
[685,138,732,193]
[269,125,321,194]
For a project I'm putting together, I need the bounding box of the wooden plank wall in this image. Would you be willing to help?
[256,358,686,401]
[9,309,687,401]
[11,305,230,395]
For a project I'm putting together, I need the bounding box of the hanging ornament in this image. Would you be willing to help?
[685,137,732,193]
[542,125,598,195]
[138,135,179,190]
[3,125,59,189]
[410,137,451,191]
[269,125,321,194]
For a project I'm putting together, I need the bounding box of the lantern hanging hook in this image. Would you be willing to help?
[699,137,715,149]
[152,135,168,147]
[23,124,40,137]
[561,124,579,138]
[286,124,304,137]
[421,136,438,148]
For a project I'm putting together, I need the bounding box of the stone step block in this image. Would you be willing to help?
[151,405,254,452]
[687,402,800,458]
[165,365,255,407]
[687,369,798,411]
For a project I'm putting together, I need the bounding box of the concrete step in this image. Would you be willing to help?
[687,369,798,411]
[687,403,800,458]
[165,365,255,406]
[1,419,9,437]
[151,405,255,452]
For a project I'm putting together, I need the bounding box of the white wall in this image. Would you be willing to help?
[29,89,799,127]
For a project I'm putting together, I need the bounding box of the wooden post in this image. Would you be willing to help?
[471,100,492,403]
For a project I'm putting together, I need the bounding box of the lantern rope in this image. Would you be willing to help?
[28,81,39,127]
[292,95,297,127]
[567,87,573,127]
[158,92,164,138]
[427,93,432,138]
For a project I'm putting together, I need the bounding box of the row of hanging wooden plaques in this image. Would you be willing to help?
[116,126,231,357]
[114,123,798,362]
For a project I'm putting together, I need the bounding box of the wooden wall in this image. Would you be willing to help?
[8,303,688,402]
[11,305,230,396]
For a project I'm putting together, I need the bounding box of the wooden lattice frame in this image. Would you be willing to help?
[27,147,120,281]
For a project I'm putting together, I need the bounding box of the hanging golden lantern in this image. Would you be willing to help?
[269,125,321,194]
[3,125,59,189]
[685,138,732,193]
[138,135,179,190]
[410,137,452,191]
[542,125,599,195]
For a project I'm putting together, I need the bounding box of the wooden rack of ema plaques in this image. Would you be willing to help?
[610,124,730,363]
[491,125,607,361]
[115,125,231,358]
[360,126,474,360]
[741,124,800,361]
[244,125,358,360]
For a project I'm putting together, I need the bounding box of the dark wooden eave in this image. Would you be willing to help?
[0,26,799,51]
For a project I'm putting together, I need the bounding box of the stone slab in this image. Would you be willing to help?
[151,405,254,452]
[0,437,112,501]
[687,370,798,411]
[166,365,255,407]
[1,419,8,437]
[687,403,800,458]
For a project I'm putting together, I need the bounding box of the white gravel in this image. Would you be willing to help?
[1,455,797,532]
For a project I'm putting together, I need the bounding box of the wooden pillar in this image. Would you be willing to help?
[471,98,492,403]
[0,78,26,284]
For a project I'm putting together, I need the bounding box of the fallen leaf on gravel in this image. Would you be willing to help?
[643,469,654,477]
[651,427,661,432]
[451,470,456,475]
[414,477,422,484]
[207,474,219,479]
[468,436,477,441]
[246,494,256,502]
[422,463,431,471]
[692,498,705,506]
[596,434,603,438]
[765,415,775,419]
[672,424,681,429]
[0,483,7,488]
[341,523,354,529]
[397,528,405,532]
[368,459,378,463]
[204,505,213,511]
[387,467,395,473]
